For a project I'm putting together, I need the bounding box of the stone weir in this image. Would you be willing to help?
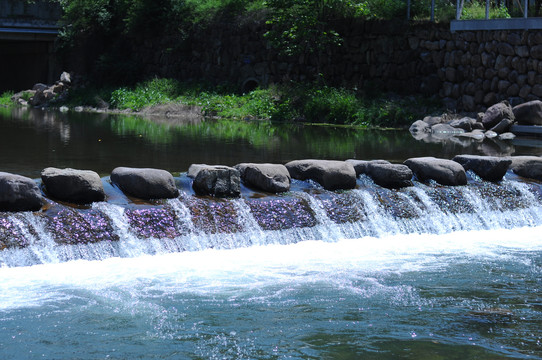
[1,156,542,267]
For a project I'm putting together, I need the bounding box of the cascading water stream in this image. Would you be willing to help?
[0,176,541,268]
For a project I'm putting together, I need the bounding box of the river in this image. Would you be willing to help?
[0,107,540,359]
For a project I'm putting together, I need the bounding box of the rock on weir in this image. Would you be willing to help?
[509,156,542,181]
[452,155,511,182]
[188,164,241,198]
[110,167,179,200]
[0,172,45,212]
[285,159,356,191]
[346,159,413,189]
[404,157,467,186]
[234,163,291,193]
[41,167,106,204]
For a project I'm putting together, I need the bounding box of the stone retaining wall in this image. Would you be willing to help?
[129,20,542,112]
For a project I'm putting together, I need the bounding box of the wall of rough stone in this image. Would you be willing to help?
[114,19,542,112]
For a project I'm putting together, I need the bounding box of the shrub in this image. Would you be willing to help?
[461,1,510,19]
[0,91,14,107]
[109,78,181,110]
[302,86,362,124]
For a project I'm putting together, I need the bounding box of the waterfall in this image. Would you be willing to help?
[1,179,541,267]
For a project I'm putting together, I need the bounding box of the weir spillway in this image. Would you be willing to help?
[1,173,541,268]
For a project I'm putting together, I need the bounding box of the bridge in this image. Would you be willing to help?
[0,0,61,92]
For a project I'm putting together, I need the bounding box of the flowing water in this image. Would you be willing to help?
[0,108,541,359]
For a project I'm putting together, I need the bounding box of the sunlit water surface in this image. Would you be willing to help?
[0,228,541,359]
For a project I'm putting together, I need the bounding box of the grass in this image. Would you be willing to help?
[460,2,510,20]
[0,91,14,107]
[5,78,440,128]
[110,78,180,111]
[102,78,441,128]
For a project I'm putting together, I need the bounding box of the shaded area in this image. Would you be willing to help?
[3,108,542,179]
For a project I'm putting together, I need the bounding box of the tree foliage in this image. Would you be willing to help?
[264,0,365,56]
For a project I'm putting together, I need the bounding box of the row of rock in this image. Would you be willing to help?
[11,72,72,107]
[2,155,542,212]
[410,99,542,141]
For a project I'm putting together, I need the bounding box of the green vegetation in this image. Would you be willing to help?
[49,0,516,85]
[0,92,14,107]
[58,78,439,128]
[460,2,510,20]
[110,78,181,111]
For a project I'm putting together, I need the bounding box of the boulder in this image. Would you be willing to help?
[449,117,476,131]
[509,156,542,181]
[452,155,511,182]
[41,167,105,204]
[489,117,514,134]
[110,167,178,200]
[366,163,413,189]
[60,71,71,85]
[482,101,515,129]
[234,163,290,193]
[285,159,356,190]
[0,172,44,212]
[403,157,467,186]
[32,83,48,92]
[512,100,542,125]
[190,165,241,198]
[423,115,443,126]
[345,159,390,176]
[30,88,55,107]
[472,121,486,130]
[187,164,213,178]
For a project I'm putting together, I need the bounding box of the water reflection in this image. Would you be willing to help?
[1,107,542,179]
[411,130,542,158]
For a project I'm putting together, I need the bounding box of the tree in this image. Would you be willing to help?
[264,0,351,57]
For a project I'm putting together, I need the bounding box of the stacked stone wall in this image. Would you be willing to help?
[118,20,542,112]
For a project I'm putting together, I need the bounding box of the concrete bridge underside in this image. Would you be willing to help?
[0,0,61,92]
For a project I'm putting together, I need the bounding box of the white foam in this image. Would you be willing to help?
[0,226,541,310]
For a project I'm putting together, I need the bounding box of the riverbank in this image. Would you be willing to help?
[1,78,443,128]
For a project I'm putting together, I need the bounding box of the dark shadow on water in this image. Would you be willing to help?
[2,107,542,179]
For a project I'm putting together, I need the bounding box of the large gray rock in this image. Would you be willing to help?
[509,156,542,181]
[234,163,290,193]
[482,101,515,130]
[489,117,514,134]
[366,163,413,189]
[110,167,178,200]
[60,71,71,85]
[403,157,467,186]
[452,155,511,182]
[449,117,476,132]
[190,165,241,198]
[41,167,105,204]
[32,83,48,92]
[285,159,356,190]
[0,172,44,212]
[423,115,443,126]
[345,159,390,176]
[513,100,542,125]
